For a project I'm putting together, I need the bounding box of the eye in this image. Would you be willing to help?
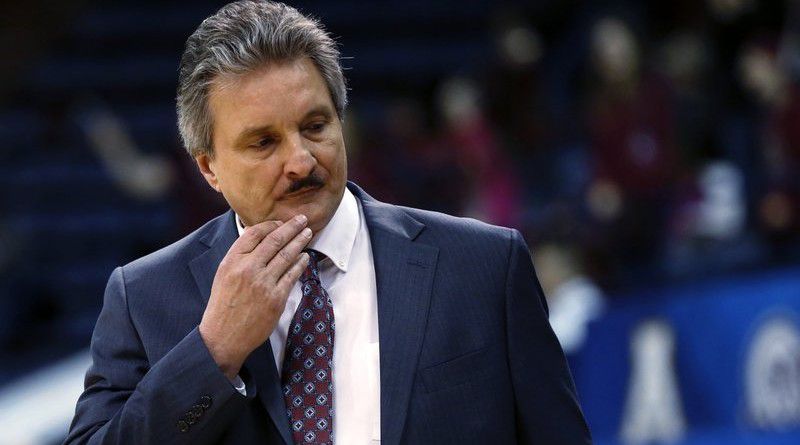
[250,136,276,149]
[305,121,327,133]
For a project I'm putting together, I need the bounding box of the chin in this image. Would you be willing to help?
[303,203,335,233]
[297,186,342,223]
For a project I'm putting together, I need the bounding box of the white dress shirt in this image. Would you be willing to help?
[236,188,381,444]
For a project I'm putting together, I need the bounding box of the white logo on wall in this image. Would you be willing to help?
[620,319,686,444]
[745,314,800,430]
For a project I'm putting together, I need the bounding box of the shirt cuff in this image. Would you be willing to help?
[230,374,246,396]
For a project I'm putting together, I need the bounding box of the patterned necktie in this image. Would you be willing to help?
[281,250,335,444]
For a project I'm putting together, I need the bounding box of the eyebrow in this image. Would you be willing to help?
[233,105,334,147]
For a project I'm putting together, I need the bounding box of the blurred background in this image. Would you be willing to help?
[1,0,799,443]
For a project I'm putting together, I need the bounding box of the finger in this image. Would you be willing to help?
[250,214,308,262]
[263,226,313,281]
[275,252,310,295]
[229,220,282,254]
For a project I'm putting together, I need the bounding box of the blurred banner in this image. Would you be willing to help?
[573,266,800,444]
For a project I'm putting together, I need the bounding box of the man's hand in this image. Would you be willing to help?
[199,214,313,379]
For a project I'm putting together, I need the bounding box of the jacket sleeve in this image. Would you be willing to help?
[504,229,593,444]
[64,267,255,444]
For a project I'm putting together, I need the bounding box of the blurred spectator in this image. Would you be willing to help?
[534,242,605,355]
[437,76,524,227]
[665,160,764,278]
[656,31,715,165]
[738,38,800,254]
[585,17,680,281]
[484,17,547,159]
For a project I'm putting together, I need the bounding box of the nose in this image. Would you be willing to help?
[282,132,317,179]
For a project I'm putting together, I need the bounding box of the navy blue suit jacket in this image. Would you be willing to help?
[66,182,591,444]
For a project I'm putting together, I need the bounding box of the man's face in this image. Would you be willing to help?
[196,58,347,234]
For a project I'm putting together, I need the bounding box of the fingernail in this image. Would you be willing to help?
[302,227,312,238]
[295,214,307,224]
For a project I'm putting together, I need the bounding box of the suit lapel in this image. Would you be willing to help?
[188,211,293,445]
[351,183,439,445]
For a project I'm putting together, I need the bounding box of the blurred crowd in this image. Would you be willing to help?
[349,0,800,296]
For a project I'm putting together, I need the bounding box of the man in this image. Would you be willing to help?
[66,1,591,444]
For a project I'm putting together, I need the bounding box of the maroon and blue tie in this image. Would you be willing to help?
[281,250,335,444]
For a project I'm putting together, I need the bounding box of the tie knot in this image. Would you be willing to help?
[301,249,324,284]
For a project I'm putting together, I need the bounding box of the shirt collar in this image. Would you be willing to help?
[235,187,359,273]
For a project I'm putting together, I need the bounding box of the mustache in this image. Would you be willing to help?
[286,173,325,195]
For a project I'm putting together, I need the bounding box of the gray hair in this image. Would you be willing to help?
[176,0,347,157]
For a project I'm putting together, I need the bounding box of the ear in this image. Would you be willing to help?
[194,153,221,192]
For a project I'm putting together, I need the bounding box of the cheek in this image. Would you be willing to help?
[320,137,346,177]
[252,165,285,195]
[223,160,281,197]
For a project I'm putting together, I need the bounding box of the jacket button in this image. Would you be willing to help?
[199,395,212,409]
[190,405,204,418]
[177,420,189,433]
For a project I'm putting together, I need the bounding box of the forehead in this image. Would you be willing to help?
[208,58,334,135]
